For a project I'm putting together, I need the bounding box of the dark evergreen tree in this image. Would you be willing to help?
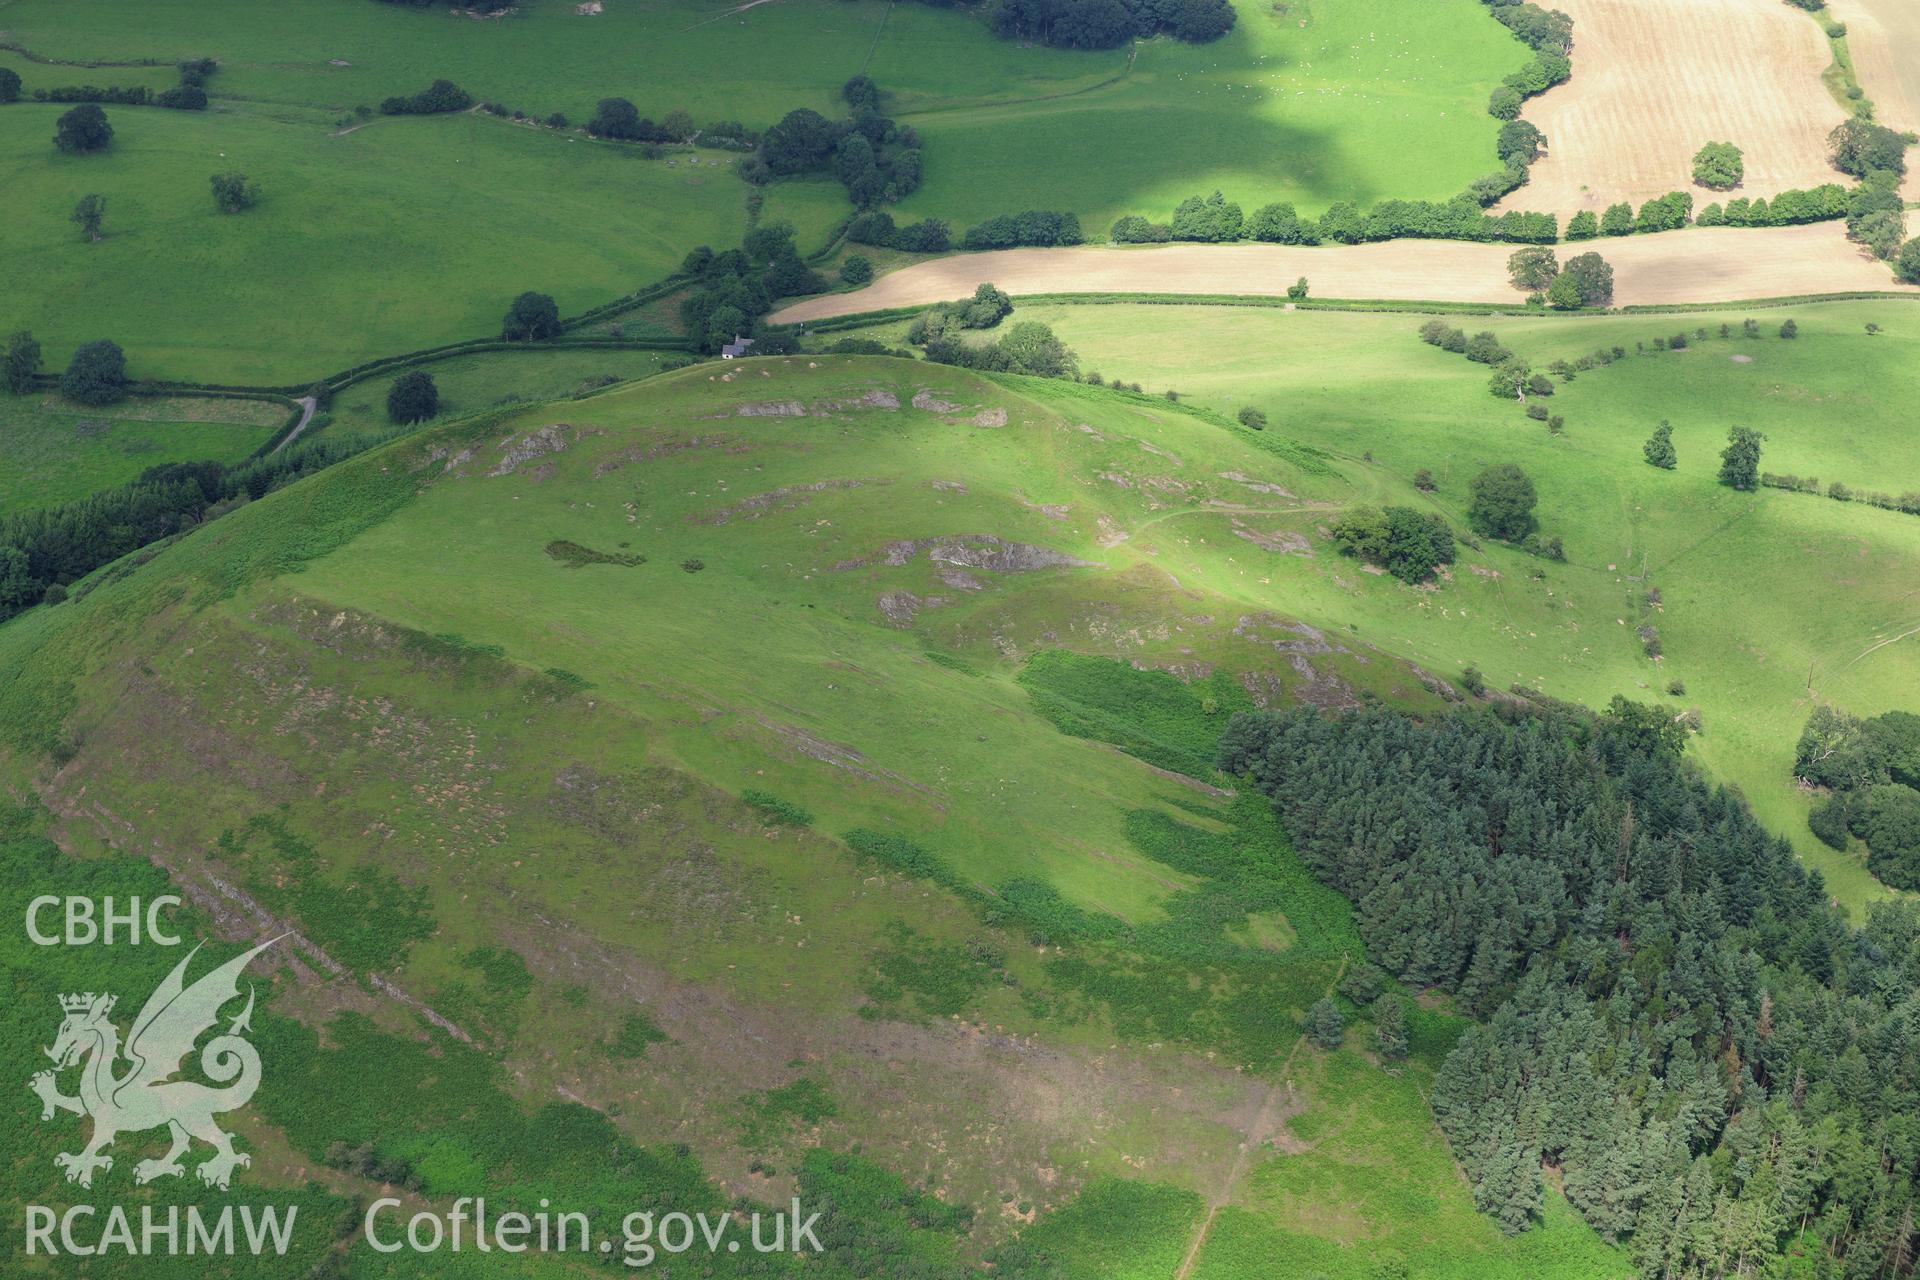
[1304,997,1345,1049]
[1372,994,1409,1061]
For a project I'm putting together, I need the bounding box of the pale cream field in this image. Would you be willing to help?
[773,223,1915,323]
[1497,0,1847,216]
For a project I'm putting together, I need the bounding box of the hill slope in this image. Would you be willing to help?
[0,357,1627,1277]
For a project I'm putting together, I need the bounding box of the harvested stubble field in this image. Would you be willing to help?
[1498,0,1847,216]
[773,223,1916,323]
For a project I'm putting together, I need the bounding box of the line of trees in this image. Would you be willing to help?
[1564,181,1860,242]
[1471,0,1572,204]
[1761,472,1920,517]
[1696,183,1853,229]
[959,210,1083,251]
[23,56,218,114]
[1483,0,1573,124]
[1419,317,1575,444]
[577,98,753,150]
[1112,193,1559,247]
[845,210,953,255]
[379,78,473,115]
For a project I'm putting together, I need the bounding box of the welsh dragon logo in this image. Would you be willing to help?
[29,938,278,1191]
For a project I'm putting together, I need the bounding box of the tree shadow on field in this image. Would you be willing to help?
[894,20,1369,225]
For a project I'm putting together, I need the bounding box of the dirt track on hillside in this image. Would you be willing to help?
[1496,0,1846,217]
[771,225,1915,323]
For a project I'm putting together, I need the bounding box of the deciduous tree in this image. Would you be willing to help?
[1560,252,1615,306]
[387,370,439,424]
[1507,245,1558,292]
[502,291,562,341]
[1468,464,1538,541]
[54,103,113,153]
[1691,141,1744,190]
[70,193,106,242]
[209,171,258,214]
[61,339,127,405]
[1717,426,1763,490]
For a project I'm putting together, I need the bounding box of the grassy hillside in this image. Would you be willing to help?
[0,358,1627,1276]
[0,392,285,513]
[866,298,1920,912]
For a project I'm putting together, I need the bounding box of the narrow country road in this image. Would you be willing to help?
[273,396,319,454]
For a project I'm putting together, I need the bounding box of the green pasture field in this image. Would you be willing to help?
[0,357,1627,1274]
[0,101,749,383]
[1,0,1529,324]
[0,392,284,513]
[310,345,680,438]
[861,297,1920,912]
[887,0,1530,232]
[0,0,921,125]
